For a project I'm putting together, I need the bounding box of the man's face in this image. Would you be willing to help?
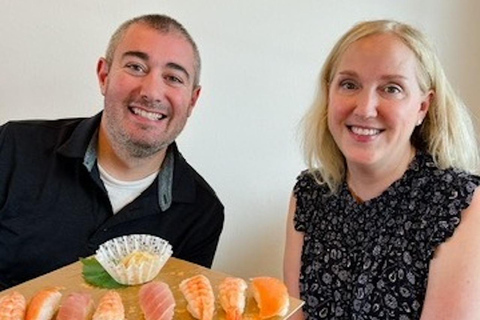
[97,23,200,158]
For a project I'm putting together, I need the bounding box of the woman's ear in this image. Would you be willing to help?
[418,90,434,123]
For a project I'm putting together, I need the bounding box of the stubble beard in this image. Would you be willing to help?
[103,99,187,159]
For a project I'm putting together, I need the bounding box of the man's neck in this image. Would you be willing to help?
[97,129,167,181]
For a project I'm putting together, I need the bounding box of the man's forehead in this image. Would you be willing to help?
[114,26,193,62]
[120,24,192,50]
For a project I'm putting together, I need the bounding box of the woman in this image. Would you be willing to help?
[284,20,480,319]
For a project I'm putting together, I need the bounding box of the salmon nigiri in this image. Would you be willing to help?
[139,281,175,320]
[0,291,26,320]
[56,292,94,320]
[218,277,247,320]
[251,277,289,319]
[92,291,124,320]
[25,287,63,320]
[179,274,214,320]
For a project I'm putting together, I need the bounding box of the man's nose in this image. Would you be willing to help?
[140,73,164,102]
[354,89,378,119]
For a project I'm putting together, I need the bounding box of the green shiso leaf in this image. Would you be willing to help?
[81,257,126,289]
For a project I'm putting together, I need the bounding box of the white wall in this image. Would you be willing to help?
[1,1,479,279]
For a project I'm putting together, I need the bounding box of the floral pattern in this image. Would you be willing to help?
[294,152,480,320]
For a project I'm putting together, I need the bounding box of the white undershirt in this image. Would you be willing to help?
[98,163,159,214]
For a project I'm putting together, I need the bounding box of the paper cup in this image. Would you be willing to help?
[95,234,173,285]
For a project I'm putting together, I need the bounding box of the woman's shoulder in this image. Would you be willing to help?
[413,152,480,189]
[293,169,332,199]
[295,169,325,188]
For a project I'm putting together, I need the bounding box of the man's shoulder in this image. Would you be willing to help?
[2,117,86,131]
[173,147,222,205]
[1,114,102,158]
[1,117,89,141]
[188,163,220,198]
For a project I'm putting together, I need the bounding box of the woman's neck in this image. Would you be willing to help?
[347,147,416,202]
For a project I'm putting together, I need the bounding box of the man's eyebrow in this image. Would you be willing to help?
[120,52,191,81]
[122,51,149,61]
[166,62,191,81]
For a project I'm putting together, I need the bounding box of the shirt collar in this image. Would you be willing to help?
[157,149,174,211]
[56,112,195,210]
[85,134,176,211]
[83,129,98,171]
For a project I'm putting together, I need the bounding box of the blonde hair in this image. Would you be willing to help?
[303,19,479,192]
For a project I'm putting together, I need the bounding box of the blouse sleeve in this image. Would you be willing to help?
[292,170,318,232]
[427,170,480,257]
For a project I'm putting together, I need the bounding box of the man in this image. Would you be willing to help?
[0,14,224,290]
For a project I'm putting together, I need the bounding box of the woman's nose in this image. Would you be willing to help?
[354,89,378,119]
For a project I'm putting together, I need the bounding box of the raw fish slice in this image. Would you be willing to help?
[218,277,247,320]
[26,287,63,320]
[251,277,289,319]
[56,292,94,320]
[92,291,124,320]
[179,275,215,320]
[0,291,26,320]
[139,281,175,320]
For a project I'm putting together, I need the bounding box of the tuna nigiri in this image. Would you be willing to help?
[25,287,62,320]
[0,291,26,320]
[179,275,215,320]
[92,291,124,320]
[251,277,289,319]
[139,281,175,320]
[56,292,94,320]
[218,277,247,320]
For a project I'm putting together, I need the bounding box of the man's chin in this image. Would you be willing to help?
[125,139,170,159]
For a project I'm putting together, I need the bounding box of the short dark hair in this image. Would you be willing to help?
[105,14,201,87]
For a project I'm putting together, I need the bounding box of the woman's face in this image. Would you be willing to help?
[327,33,431,172]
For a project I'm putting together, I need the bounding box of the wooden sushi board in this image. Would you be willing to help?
[1,257,304,319]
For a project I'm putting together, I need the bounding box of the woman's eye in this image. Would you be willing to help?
[384,85,402,94]
[340,81,357,90]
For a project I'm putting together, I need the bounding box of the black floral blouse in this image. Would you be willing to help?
[293,152,480,320]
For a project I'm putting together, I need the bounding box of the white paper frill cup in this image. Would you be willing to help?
[95,234,173,285]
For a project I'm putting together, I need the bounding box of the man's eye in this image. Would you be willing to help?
[166,75,184,84]
[126,63,145,73]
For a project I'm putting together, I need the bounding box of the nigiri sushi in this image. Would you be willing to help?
[56,292,94,320]
[25,287,62,320]
[139,281,175,320]
[218,277,247,320]
[0,291,26,320]
[179,274,215,320]
[251,277,289,319]
[92,291,124,320]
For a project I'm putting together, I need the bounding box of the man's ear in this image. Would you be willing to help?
[187,85,202,117]
[96,58,109,96]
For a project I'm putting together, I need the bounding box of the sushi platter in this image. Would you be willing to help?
[0,257,304,319]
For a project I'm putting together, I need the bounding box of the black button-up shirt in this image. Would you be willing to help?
[0,113,224,289]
